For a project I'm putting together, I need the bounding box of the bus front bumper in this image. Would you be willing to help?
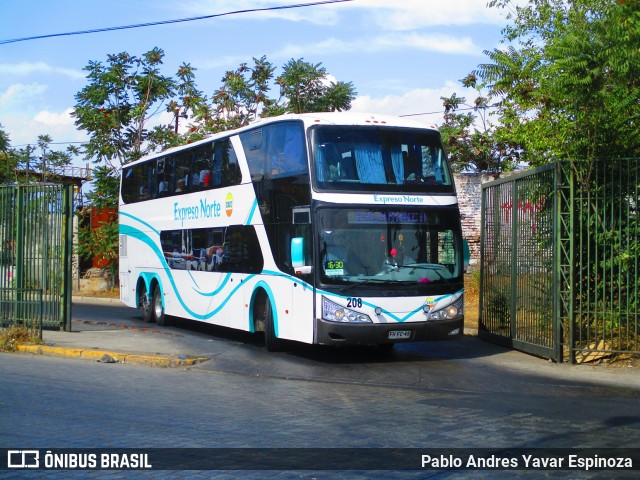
[314,317,464,346]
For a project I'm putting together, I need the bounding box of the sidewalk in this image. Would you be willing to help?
[16,296,211,368]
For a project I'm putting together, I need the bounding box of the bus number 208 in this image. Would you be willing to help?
[347,298,363,308]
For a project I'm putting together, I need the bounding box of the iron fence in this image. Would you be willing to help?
[480,164,559,360]
[562,159,640,361]
[480,159,640,363]
[0,184,73,330]
[0,288,44,338]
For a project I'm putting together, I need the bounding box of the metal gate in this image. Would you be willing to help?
[479,165,560,360]
[480,160,640,362]
[0,184,74,331]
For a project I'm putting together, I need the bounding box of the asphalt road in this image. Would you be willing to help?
[1,300,639,479]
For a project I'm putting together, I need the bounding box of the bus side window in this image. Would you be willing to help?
[193,145,211,190]
[269,123,306,177]
[173,151,192,193]
[240,130,266,179]
[223,140,241,186]
[157,158,169,197]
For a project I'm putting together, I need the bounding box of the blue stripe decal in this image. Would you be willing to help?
[245,199,258,225]
[119,211,160,237]
[120,219,250,321]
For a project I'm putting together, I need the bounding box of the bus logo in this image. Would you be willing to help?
[225,193,233,217]
[424,297,436,310]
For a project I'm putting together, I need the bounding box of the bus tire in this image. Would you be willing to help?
[152,284,168,326]
[264,296,284,352]
[141,290,153,323]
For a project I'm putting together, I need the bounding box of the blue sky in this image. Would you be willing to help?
[0,0,513,159]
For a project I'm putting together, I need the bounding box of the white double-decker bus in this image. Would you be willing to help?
[119,112,464,351]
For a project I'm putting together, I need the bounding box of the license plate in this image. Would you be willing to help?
[388,330,411,340]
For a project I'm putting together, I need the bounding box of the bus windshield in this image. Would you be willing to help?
[317,207,461,288]
[312,126,453,193]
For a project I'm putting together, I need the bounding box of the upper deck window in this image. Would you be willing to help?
[121,138,241,204]
[239,121,307,179]
[312,126,454,194]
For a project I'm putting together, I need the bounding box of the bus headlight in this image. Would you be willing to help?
[322,296,372,323]
[428,298,464,321]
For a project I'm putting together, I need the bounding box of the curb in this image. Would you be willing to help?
[72,296,122,305]
[15,344,209,368]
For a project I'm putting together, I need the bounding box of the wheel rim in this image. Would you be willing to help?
[153,289,163,319]
[141,291,152,322]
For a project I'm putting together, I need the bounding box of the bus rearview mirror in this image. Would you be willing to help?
[291,237,305,268]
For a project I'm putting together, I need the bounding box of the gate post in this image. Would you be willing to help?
[61,185,73,331]
[15,186,25,320]
[556,162,575,363]
[510,177,519,341]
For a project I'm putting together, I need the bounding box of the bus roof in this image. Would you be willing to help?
[124,112,439,168]
[252,111,438,130]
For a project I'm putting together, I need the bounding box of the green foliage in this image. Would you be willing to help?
[33,135,73,181]
[0,125,17,183]
[76,165,120,275]
[77,208,119,276]
[200,56,277,133]
[476,0,640,169]
[197,56,356,134]
[271,58,356,114]
[0,124,9,153]
[73,50,358,159]
[72,48,183,167]
[439,81,520,174]
[1,129,75,184]
[85,166,119,210]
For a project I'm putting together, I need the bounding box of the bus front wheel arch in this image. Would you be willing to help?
[253,290,284,352]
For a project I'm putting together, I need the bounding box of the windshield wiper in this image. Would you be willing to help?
[339,277,388,294]
[393,264,454,285]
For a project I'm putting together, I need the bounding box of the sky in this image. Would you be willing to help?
[0,0,514,165]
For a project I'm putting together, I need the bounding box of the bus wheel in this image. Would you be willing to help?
[263,296,283,352]
[141,290,153,323]
[152,285,168,326]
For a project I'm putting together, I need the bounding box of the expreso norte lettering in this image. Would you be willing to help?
[173,198,222,225]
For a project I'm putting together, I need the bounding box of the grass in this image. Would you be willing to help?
[465,271,480,331]
[0,325,42,352]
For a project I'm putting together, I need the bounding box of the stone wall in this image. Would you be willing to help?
[454,173,495,270]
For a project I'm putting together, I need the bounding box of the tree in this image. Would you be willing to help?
[439,75,521,175]
[33,135,73,182]
[0,128,77,184]
[475,0,640,167]
[0,125,17,183]
[198,56,277,134]
[72,48,201,168]
[197,56,357,133]
[76,166,120,276]
[72,48,203,276]
[272,58,357,115]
